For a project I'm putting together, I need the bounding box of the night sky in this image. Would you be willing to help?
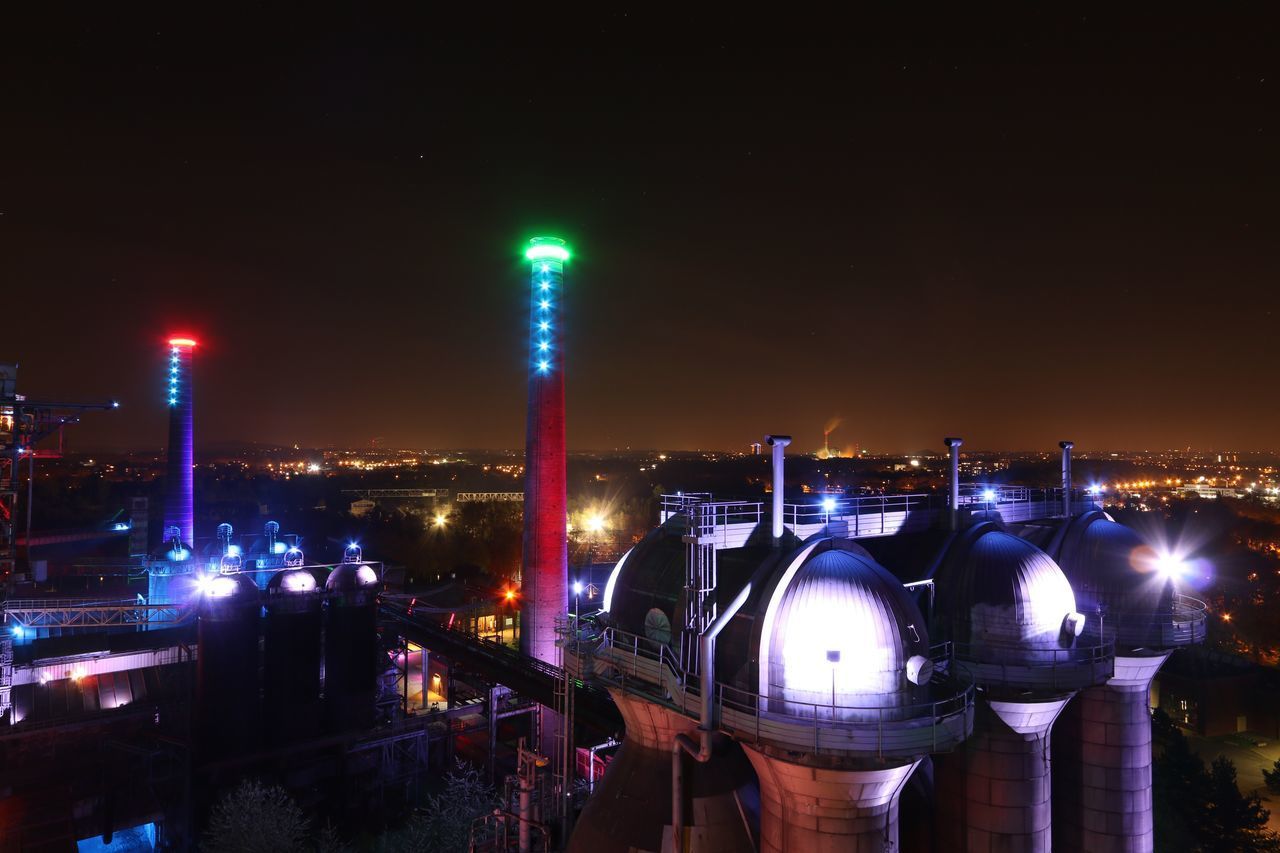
[3,10,1276,454]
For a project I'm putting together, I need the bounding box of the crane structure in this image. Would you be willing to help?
[1,363,119,593]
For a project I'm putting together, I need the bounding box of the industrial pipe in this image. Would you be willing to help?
[672,580,753,853]
[1060,441,1074,517]
[765,435,791,543]
[944,437,963,530]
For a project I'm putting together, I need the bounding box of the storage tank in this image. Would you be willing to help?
[570,521,769,853]
[324,550,380,731]
[1044,511,1206,852]
[264,567,323,742]
[196,572,261,760]
[931,521,1111,852]
[742,538,969,853]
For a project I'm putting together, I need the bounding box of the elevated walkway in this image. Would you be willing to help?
[562,623,974,761]
[379,599,621,733]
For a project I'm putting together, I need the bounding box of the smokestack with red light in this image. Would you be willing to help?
[165,337,196,548]
[521,237,569,665]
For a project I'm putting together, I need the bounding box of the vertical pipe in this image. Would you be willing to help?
[519,772,532,853]
[944,437,963,530]
[1060,441,1074,517]
[765,435,791,542]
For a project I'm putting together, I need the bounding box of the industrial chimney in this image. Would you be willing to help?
[164,337,196,548]
[520,237,570,666]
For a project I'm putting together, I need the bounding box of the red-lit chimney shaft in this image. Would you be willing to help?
[520,237,569,665]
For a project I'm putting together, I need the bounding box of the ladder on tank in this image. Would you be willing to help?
[681,502,718,674]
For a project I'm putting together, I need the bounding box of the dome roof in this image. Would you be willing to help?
[197,572,260,619]
[1055,511,1177,646]
[602,514,794,642]
[939,524,1081,656]
[759,540,932,715]
[326,562,379,595]
[268,567,319,595]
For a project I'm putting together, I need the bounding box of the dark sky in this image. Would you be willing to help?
[3,10,1277,454]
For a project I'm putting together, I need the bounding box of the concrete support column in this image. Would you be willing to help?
[1053,652,1171,853]
[743,747,918,853]
[568,691,756,853]
[935,696,1072,852]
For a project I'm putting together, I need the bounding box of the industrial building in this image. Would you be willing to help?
[1,241,1212,852]
[564,438,1207,852]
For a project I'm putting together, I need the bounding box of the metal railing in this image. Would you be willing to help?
[781,493,933,532]
[1103,593,1209,648]
[659,486,1102,541]
[568,624,974,758]
[3,599,194,630]
[949,637,1114,691]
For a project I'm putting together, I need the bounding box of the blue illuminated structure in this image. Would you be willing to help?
[163,338,196,548]
[521,236,570,666]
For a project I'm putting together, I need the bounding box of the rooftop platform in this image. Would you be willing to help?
[661,484,1102,549]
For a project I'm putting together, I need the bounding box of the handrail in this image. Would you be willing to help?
[949,638,1114,668]
[659,486,1102,533]
[586,625,973,733]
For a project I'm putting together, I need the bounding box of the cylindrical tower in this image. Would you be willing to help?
[931,522,1110,852]
[195,572,261,761]
[520,236,569,666]
[265,567,323,742]
[164,337,196,548]
[324,555,380,731]
[1046,511,1206,852]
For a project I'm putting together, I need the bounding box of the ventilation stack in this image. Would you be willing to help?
[931,523,1111,852]
[163,337,196,549]
[1046,511,1207,852]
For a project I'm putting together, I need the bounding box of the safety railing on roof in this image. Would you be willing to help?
[948,637,1114,691]
[563,623,974,759]
[660,487,1102,541]
[1102,592,1209,648]
[780,493,934,530]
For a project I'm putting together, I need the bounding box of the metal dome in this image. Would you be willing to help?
[600,514,794,643]
[939,523,1082,658]
[1054,511,1204,648]
[268,567,319,595]
[197,572,260,619]
[325,562,379,599]
[758,539,933,718]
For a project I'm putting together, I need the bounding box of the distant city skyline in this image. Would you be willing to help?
[5,11,1276,453]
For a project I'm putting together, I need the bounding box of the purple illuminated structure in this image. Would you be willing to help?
[521,237,569,665]
[164,337,196,548]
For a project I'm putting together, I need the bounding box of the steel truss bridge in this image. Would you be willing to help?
[3,598,193,631]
